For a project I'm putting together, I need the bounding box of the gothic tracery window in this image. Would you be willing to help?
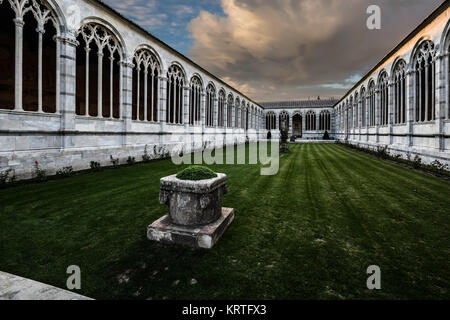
[167,64,184,124]
[306,111,316,131]
[76,23,122,118]
[205,83,215,127]
[319,110,331,131]
[132,48,159,121]
[379,71,389,126]
[0,0,59,113]
[266,112,276,130]
[368,81,376,126]
[218,89,225,127]
[227,94,233,128]
[349,98,354,129]
[393,60,406,124]
[241,102,246,129]
[415,40,436,122]
[189,75,202,125]
[235,98,240,128]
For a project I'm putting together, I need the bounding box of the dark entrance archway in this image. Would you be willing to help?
[293,113,302,137]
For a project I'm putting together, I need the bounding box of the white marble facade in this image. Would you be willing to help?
[0,0,266,179]
[334,2,450,166]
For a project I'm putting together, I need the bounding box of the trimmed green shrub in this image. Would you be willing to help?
[90,161,101,172]
[176,165,217,181]
[56,166,74,178]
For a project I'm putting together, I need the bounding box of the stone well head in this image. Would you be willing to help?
[159,173,228,226]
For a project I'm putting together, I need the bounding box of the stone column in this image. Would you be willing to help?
[358,99,362,140]
[37,26,44,113]
[231,106,235,128]
[214,98,218,128]
[201,92,206,130]
[388,82,394,145]
[406,69,415,147]
[302,112,306,134]
[97,50,104,118]
[58,32,79,150]
[159,76,168,124]
[120,59,134,147]
[316,111,320,135]
[183,86,189,129]
[143,68,148,121]
[375,88,380,143]
[436,53,446,151]
[224,101,228,128]
[14,18,24,111]
[289,112,293,136]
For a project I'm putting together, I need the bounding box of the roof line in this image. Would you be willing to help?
[334,0,449,107]
[89,0,263,109]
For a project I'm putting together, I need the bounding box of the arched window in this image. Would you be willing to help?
[218,89,225,127]
[349,97,354,129]
[393,59,406,124]
[378,71,389,126]
[319,110,331,131]
[415,40,435,122]
[132,48,160,121]
[306,111,316,131]
[227,94,233,128]
[266,112,276,130]
[76,23,122,118]
[235,98,240,128]
[354,93,359,128]
[0,0,59,112]
[361,87,366,127]
[241,102,246,129]
[205,83,215,127]
[167,65,185,124]
[279,111,289,131]
[368,81,376,126]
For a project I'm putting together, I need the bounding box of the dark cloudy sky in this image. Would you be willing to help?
[104,0,443,102]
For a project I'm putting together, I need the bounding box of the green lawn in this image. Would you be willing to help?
[1,144,449,300]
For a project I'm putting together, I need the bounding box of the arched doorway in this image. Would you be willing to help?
[293,114,302,137]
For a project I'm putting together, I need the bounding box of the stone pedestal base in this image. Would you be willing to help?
[147,208,234,249]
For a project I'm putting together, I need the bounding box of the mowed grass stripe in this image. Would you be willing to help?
[1,143,449,300]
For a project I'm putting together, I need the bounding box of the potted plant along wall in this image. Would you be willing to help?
[148,166,235,249]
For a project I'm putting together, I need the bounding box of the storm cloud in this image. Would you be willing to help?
[187,0,442,101]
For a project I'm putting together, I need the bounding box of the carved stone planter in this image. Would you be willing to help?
[159,174,227,226]
[148,173,234,249]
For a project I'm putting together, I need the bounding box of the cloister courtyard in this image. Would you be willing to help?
[1,143,449,300]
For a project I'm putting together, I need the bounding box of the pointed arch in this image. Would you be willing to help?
[218,88,225,127]
[0,0,61,112]
[378,70,389,126]
[132,47,161,121]
[167,63,185,124]
[76,22,123,118]
[413,40,436,122]
[206,82,216,127]
[227,93,233,128]
[189,74,202,125]
[392,59,407,124]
